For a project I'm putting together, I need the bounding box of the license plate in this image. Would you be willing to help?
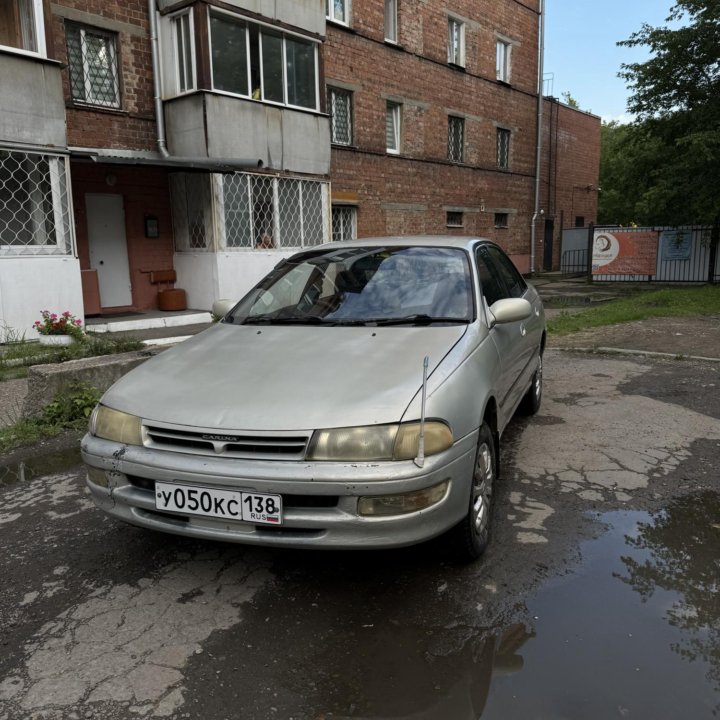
[155,482,282,525]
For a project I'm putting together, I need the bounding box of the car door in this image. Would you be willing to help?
[474,245,525,426]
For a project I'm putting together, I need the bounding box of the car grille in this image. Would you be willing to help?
[143,424,310,460]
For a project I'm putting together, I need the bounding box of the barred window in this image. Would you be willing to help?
[497,128,510,169]
[221,174,329,250]
[448,17,465,67]
[332,206,356,242]
[496,40,511,83]
[66,24,120,108]
[170,174,212,252]
[446,211,463,228]
[448,116,464,163]
[0,0,44,54]
[494,212,509,228]
[386,101,401,154]
[0,151,71,255]
[328,87,352,145]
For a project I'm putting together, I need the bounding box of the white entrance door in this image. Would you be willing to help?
[86,193,132,308]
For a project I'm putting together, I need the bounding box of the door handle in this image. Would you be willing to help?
[520,324,527,336]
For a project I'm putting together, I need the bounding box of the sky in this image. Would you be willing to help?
[544,0,676,123]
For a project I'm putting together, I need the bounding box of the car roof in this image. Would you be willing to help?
[316,236,496,252]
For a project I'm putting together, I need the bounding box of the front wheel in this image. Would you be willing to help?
[518,352,543,416]
[447,422,496,562]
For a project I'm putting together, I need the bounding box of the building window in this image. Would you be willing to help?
[496,40,511,83]
[326,0,349,25]
[328,87,352,145]
[66,24,120,107]
[209,13,245,94]
[497,128,510,169]
[332,206,357,242]
[446,211,463,228]
[448,116,464,163]
[172,12,195,94]
[219,174,329,249]
[208,13,319,111]
[575,216,585,227]
[385,0,397,42]
[386,101,401,154]
[0,0,45,55]
[494,212,509,228]
[447,17,465,67]
[0,151,72,256]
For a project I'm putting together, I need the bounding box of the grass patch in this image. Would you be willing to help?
[0,333,143,382]
[548,285,720,335]
[0,381,101,453]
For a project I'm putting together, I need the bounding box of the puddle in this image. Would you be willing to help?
[0,446,82,488]
[482,491,720,719]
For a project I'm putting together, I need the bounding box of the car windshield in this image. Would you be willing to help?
[228,246,474,326]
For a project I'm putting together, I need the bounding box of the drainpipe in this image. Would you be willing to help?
[149,0,169,158]
[530,0,545,275]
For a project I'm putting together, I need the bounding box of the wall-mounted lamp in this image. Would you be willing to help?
[144,215,159,238]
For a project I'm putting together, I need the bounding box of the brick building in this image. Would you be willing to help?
[0,0,599,338]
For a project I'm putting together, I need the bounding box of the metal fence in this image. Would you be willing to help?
[561,225,720,283]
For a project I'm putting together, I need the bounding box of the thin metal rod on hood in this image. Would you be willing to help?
[414,355,429,468]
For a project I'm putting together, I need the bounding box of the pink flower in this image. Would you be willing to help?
[74,319,83,326]
[50,313,58,320]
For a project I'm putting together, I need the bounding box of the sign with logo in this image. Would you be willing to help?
[592,231,658,275]
[660,230,692,261]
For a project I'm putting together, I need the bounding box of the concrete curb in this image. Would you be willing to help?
[23,348,162,418]
[555,346,720,363]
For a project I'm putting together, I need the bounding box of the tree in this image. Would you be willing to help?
[560,91,580,109]
[614,0,720,225]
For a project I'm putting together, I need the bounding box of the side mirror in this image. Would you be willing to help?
[488,298,532,325]
[212,299,235,320]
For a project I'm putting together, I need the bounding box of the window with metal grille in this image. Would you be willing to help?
[173,12,195,94]
[332,206,357,242]
[207,13,318,110]
[447,17,465,67]
[0,0,45,54]
[328,87,352,145]
[0,151,71,255]
[497,128,510,169]
[385,0,397,42]
[220,173,329,249]
[169,174,212,251]
[494,212,509,228]
[496,40,511,83]
[386,101,401,154]
[326,0,349,25]
[446,211,463,228]
[66,23,120,108]
[448,116,464,163]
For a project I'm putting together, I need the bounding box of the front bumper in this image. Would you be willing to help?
[80,431,478,550]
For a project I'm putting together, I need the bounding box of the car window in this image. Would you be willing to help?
[484,246,527,299]
[229,246,474,325]
[475,248,507,306]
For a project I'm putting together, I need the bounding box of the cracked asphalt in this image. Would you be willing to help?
[1,349,719,719]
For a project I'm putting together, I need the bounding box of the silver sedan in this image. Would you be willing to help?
[81,237,545,561]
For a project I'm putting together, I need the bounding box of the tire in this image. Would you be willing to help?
[447,422,496,562]
[518,352,543,416]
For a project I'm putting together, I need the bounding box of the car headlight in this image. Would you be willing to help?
[90,404,143,446]
[307,421,453,461]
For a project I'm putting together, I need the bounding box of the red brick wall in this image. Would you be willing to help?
[71,162,175,311]
[325,0,542,262]
[539,98,601,268]
[51,1,158,151]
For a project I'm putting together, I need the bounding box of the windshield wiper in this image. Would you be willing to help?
[242,315,334,326]
[371,314,468,326]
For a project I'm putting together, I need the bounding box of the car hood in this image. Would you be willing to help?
[102,322,468,431]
